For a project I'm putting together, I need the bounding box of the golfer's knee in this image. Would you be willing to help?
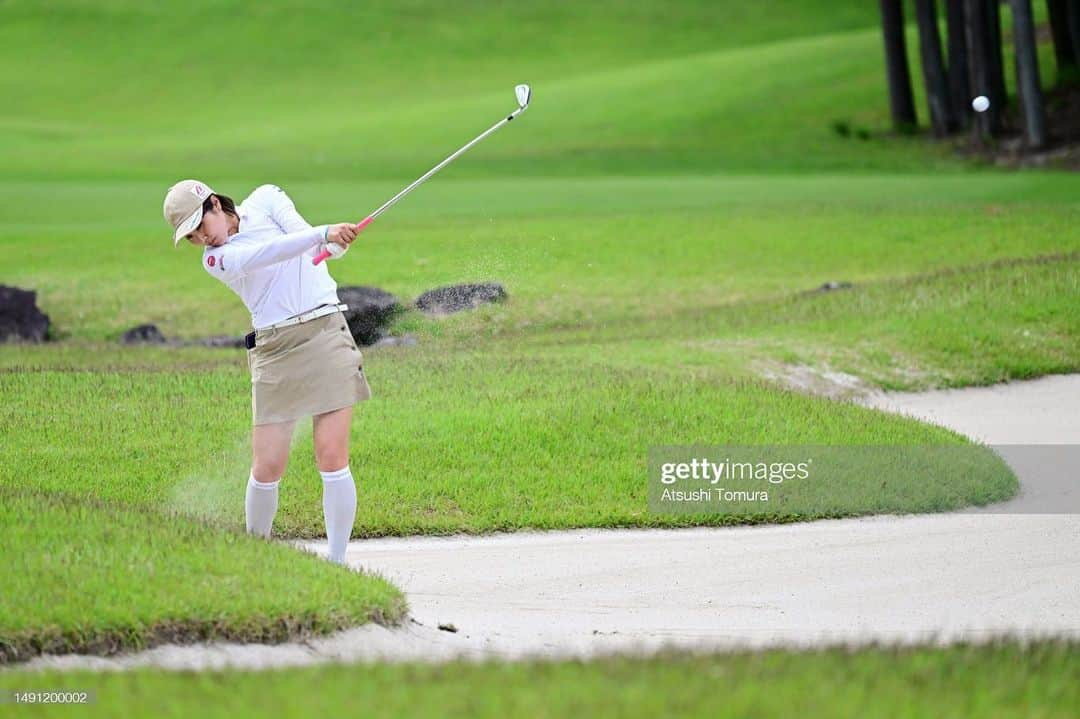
[312,424,349,472]
[314,446,348,473]
[251,459,288,483]
[251,421,295,482]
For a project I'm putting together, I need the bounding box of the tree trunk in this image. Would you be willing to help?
[915,0,954,135]
[986,0,1008,107]
[1011,0,1048,147]
[946,0,972,128]
[1047,0,1078,81]
[966,0,1000,137]
[880,0,918,130]
[1067,0,1080,67]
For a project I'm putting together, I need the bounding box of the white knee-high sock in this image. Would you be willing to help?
[246,472,280,538]
[320,465,357,565]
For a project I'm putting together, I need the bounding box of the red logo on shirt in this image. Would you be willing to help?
[207,255,216,267]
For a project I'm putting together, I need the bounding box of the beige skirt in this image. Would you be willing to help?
[247,309,372,425]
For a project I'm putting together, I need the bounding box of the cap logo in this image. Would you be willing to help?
[191,183,207,199]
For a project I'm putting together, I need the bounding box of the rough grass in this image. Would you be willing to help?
[506,252,1080,392]
[0,487,407,664]
[2,640,1078,718]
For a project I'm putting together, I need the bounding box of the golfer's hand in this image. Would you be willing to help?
[326,223,360,249]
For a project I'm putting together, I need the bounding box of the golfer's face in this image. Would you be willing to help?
[188,205,228,247]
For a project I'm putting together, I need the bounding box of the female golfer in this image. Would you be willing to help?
[163,179,371,566]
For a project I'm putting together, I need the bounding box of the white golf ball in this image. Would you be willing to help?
[972,95,990,113]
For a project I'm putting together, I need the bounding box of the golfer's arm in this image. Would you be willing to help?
[267,188,329,259]
[264,184,314,234]
[273,201,314,234]
[219,226,329,278]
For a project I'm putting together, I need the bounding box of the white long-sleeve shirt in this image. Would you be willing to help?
[201,184,340,329]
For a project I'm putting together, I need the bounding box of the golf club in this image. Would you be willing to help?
[313,83,532,264]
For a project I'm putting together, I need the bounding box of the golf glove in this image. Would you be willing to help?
[318,242,348,260]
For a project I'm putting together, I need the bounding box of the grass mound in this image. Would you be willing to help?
[0,486,406,663]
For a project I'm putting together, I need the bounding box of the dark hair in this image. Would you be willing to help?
[203,193,238,218]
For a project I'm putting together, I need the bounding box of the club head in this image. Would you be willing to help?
[515,84,532,110]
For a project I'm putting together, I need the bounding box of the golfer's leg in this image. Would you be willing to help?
[246,418,298,538]
[313,405,356,565]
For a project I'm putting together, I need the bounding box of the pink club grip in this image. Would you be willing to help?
[312,216,374,265]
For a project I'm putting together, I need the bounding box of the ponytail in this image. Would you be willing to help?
[203,193,238,219]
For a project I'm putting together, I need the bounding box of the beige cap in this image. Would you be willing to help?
[163,179,216,246]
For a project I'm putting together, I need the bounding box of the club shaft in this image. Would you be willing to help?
[369,106,526,220]
[312,97,528,266]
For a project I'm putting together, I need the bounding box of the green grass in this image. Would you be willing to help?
[0,486,407,663]
[0,3,1061,182]
[0,1,923,181]
[0,0,882,127]
[0,356,1018,539]
[2,174,1078,342]
[2,640,1078,718]
[508,252,1080,391]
